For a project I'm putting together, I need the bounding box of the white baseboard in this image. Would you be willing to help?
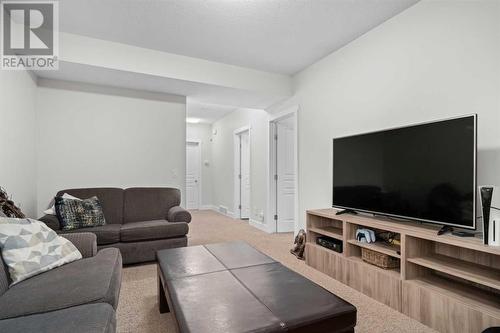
[200,205,235,218]
[250,219,274,234]
[200,204,217,211]
[200,205,273,233]
[276,221,295,233]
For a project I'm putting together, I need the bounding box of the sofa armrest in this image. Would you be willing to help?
[167,206,192,223]
[60,232,97,258]
[39,214,61,231]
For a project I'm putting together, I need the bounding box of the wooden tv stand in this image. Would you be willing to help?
[305,208,500,333]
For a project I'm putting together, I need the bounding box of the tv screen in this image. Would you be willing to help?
[332,115,477,229]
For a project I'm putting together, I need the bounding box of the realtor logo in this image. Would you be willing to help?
[1,0,58,70]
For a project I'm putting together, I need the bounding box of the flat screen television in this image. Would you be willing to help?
[332,115,477,229]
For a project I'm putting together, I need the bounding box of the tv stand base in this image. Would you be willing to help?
[335,209,358,216]
[437,225,453,236]
[306,208,500,333]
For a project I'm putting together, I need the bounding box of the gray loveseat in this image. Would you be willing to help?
[40,187,191,264]
[0,233,121,333]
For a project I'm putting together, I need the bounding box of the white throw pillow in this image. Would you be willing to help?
[44,193,82,215]
[0,217,82,285]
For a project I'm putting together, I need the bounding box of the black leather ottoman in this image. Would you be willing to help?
[157,241,357,333]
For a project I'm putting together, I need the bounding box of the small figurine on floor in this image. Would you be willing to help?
[290,229,306,260]
[0,187,25,218]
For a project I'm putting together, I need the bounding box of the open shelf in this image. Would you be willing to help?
[407,254,500,291]
[406,274,500,317]
[308,226,343,241]
[306,209,500,332]
[307,242,343,257]
[347,239,401,258]
[347,255,401,278]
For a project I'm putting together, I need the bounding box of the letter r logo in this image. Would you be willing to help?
[2,2,54,56]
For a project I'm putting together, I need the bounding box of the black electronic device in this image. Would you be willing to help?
[332,115,477,230]
[316,236,343,253]
[481,186,493,245]
[451,230,476,237]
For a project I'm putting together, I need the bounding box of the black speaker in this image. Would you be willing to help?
[481,187,494,245]
[316,236,343,253]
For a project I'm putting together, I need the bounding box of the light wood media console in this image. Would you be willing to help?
[305,208,500,333]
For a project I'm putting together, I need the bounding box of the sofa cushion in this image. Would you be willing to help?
[60,224,121,245]
[120,220,188,242]
[100,237,187,265]
[0,248,122,319]
[0,303,116,333]
[57,188,124,224]
[123,188,180,223]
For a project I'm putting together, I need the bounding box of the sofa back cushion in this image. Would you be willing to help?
[123,188,180,223]
[57,188,124,224]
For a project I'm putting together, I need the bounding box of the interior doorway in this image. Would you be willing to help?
[269,108,298,233]
[234,127,251,220]
[186,141,201,210]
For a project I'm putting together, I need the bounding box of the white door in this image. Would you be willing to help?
[239,131,251,219]
[276,118,296,232]
[186,142,200,210]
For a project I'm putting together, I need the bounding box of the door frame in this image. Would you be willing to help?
[186,140,202,210]
[267,106,299,233]
[233,126,251,219]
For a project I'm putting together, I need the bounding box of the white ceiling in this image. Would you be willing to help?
[187,101,238,124]
[59,0,419,75]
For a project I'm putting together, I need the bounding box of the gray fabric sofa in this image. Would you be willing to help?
[40,187,191,264]
[0,233,121,333]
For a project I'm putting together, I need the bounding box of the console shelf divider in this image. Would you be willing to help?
[407,254,500,291]
[308,226,343,240]
[347,239,401,258]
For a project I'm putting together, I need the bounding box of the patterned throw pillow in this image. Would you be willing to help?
[55,196,106,231]
[44,193,82,215]
[0,218,82,285]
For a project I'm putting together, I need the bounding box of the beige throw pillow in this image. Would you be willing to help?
[0,218,82,285]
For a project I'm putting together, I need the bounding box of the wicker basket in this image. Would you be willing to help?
[361,248,400,269]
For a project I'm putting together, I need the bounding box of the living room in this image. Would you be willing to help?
[0,1,499,332]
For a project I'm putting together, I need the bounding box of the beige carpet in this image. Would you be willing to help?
[117,210,436,333]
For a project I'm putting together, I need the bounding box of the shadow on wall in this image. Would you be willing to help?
[477,148,500,186]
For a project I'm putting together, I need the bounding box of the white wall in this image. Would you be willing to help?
[36,79,186,215]
[293,0,500,231]
[186,123,213,208]
[0,70,37,217]
[211,108,270,227]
